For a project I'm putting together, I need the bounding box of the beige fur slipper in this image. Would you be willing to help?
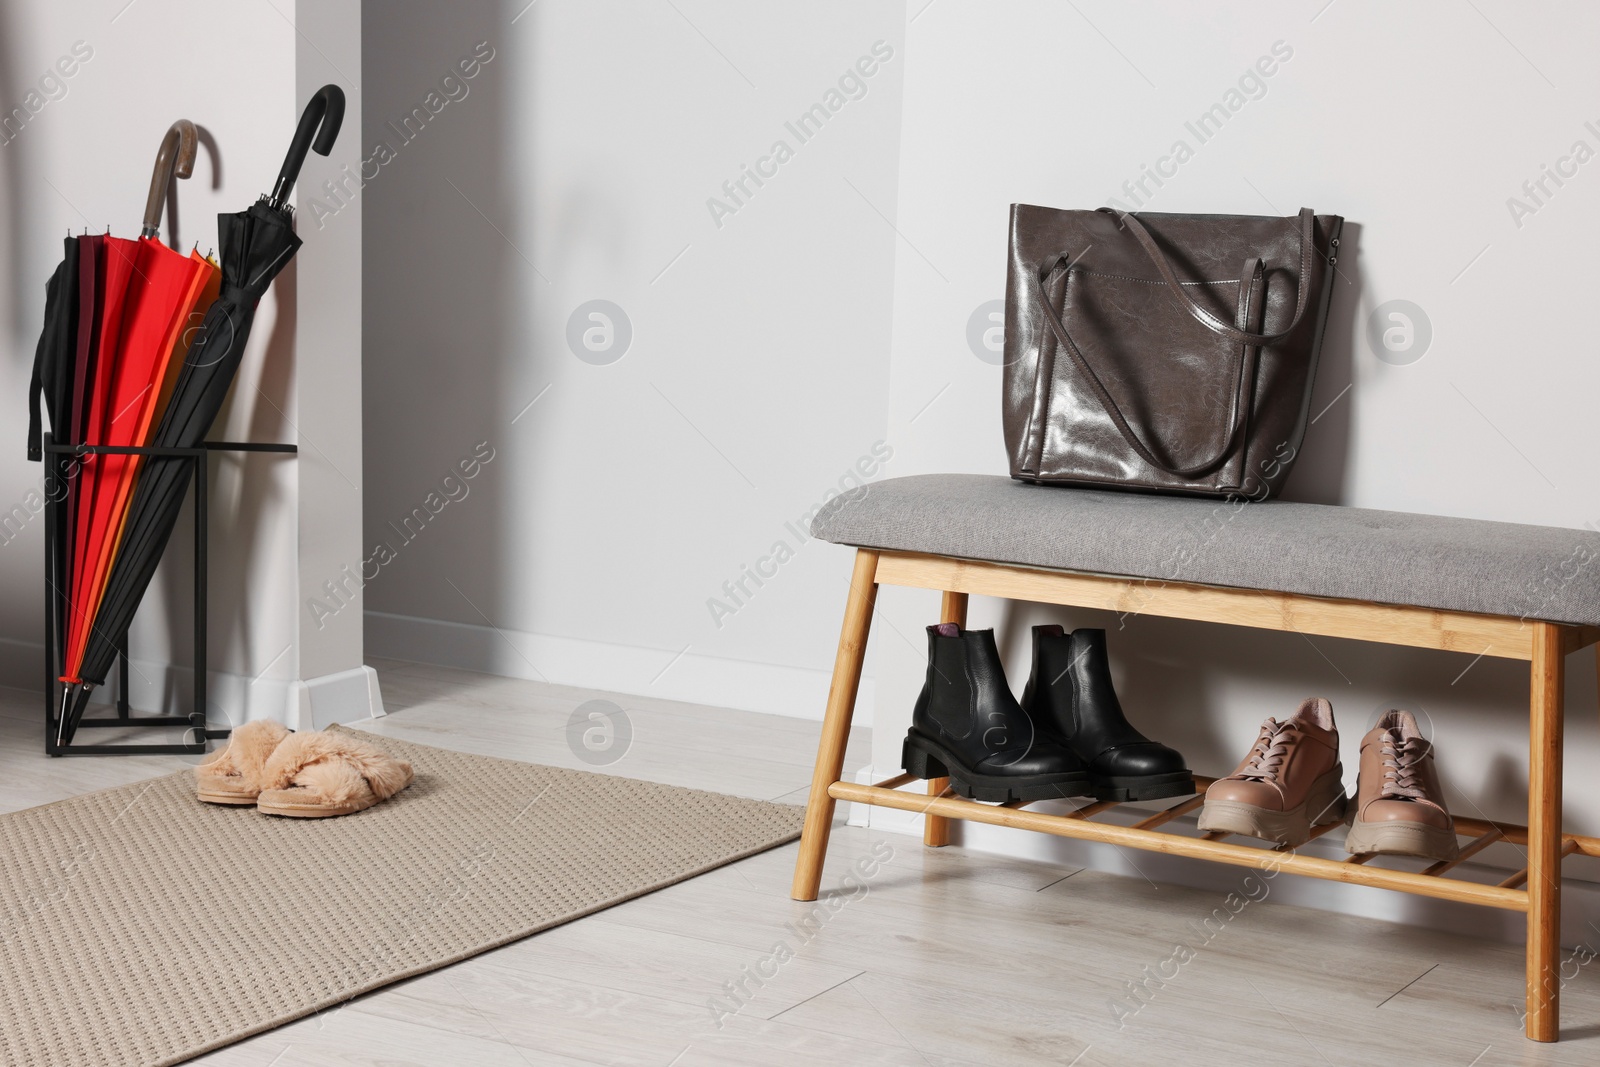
[256,730,414,818]
[195,720,292,805]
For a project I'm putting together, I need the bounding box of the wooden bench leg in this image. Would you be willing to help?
[1525,622,1565,1041]
[791,549,879,902]
[923,591,968,848]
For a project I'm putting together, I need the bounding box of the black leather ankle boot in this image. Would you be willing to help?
[903,624,1090,803]
[1022,626,1194,802]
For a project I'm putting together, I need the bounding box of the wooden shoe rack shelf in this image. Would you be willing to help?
[791,549,1600,1043]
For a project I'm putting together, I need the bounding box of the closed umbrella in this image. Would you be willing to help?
[64,230,137,621]
[62,238,215,675]
[53,122,215,740]
[27,236,81,700]
[61,86,345,741]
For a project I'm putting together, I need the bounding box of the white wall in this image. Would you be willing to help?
[360,0,906,722]
[865,0,1600,941]
[290,0,377,726]
[358,1,1600,938]
[0,0,368,728]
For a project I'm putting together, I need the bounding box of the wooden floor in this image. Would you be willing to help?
[3,661,1600,1066]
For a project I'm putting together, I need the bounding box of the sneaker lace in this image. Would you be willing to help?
[1377,729,1431,803]
[1238,718,1297,782]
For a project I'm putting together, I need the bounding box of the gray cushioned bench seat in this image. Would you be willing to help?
[810,474,1600,628]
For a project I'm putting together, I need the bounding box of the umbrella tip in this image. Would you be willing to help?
[55,685,73,745]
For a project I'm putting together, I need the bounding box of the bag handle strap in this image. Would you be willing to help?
[1031,256,1264,478]
[1096,206,1316,347]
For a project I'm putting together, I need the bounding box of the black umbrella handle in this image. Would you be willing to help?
[269,84,345,210]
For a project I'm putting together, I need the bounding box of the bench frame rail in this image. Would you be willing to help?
[791,549,1600,1043]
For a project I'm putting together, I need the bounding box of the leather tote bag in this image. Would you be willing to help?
[1002,205,1343,498]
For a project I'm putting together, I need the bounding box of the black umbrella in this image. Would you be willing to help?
[28,236,81,713]
[61,85,345,741]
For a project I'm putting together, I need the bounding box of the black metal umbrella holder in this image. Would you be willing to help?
[40,434,296,756]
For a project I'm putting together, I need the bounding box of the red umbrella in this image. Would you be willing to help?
[57,123,215,700]
[62,232,139,664]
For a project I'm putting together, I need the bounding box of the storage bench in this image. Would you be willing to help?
[790,473,1600,1043]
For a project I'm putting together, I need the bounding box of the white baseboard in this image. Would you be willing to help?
[0,636,383,729]
[846,764,1600,949]
[290,664,385,730]
[364,610,871,725]
[0,635,295,726]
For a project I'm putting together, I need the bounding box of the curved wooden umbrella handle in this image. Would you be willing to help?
[142,120,199,239]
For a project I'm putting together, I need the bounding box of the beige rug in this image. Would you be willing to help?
[0,726,804,1067]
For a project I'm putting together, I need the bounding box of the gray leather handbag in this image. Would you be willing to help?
[1002,205,1343,498]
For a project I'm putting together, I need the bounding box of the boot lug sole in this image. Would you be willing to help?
[1091,771,1196,803]
[902,733,1092,804]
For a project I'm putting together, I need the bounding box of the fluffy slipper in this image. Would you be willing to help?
[257,730,414,818]
[195,720,291,805]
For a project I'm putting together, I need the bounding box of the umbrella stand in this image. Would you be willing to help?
[41,434,296,756]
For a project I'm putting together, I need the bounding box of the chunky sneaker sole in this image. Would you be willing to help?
[1091,771,1197,803]
[1197,766,1349,848]
[902,732,1092,804]
[1344,817,1459,862]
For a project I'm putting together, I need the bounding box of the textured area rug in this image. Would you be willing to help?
[0,726,805,1067]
